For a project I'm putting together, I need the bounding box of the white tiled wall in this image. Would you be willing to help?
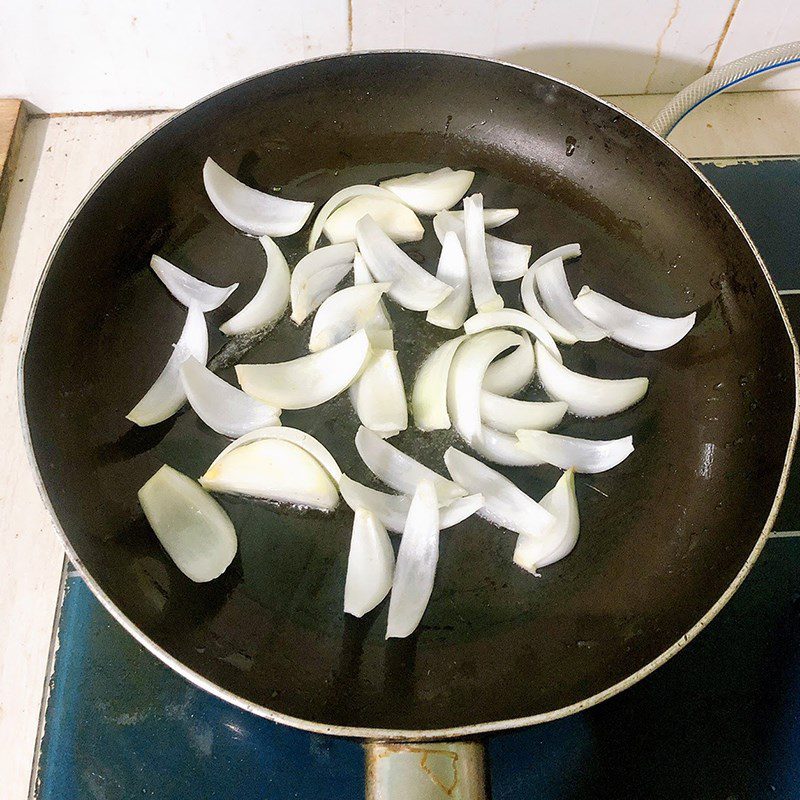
[3,0,800,112]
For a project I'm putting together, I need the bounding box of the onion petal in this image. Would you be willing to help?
[480,392,567,433]
[471,425,546,466]
[203,157,313,237]
[530,243,582,272]
[448,208,519,228]
[349,349,408,436]
[463,194,503,312]
[290,242,356,324]
[353,252,393,330]
[521,265,578,345]
[426,231,471,330]
[324,195,423,244]
[380,167,474,215]
[309,282,390,352]
[386,480,440,639]
[139,464,237,583]
[516,430,634,473]
[344,508,395,618]
[482,332,535,396]
[464,308,561,362]
[150,255,238,312]
[411,335,467,431]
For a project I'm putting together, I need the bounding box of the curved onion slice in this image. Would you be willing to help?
[516,430,634,473]
[208,425,341,483]
[574,286,696,351]
[444,448,554,537]
[482,332,535,396]
[309,283,390,352]
[535,257,606,342]
[449,208,519,228]
[535,340,648,417]
[180,357,280,438]
[324,195,423,244]
[447,330,522,445]
[139,465,237,583]
[290,243,356,324]
[355,426,466,504]
[471,425,545,466]
[380,167,475,215]
[464,308,561,362]
[127,301,209,426]
[356,215,452,311]
[236,329,371,409]
[203,158,313,237]
[150,255,238,312]
[200,438,339,510]
[426,231,470,330]
[411,335,467,431]
[344,508,395,617]
[308,185,397,251]
[480,392,567,433]
[530,243,582,272]
[463,194,503,313]
[514,469,579,573]
[339,475,482,534]
[220,236,289,335]
[386,480,440,639]
[353,252,393,330]
[521,265,577,345]
[350,349,408,436]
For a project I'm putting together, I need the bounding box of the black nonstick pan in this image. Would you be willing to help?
[19,52,798,796]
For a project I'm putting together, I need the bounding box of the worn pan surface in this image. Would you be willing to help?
[20,52,797,738]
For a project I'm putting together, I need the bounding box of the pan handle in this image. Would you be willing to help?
[364,740,486,799]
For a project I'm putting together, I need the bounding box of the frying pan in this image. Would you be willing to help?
[20,52,798,797]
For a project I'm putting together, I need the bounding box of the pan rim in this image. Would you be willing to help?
[17,49,800,741]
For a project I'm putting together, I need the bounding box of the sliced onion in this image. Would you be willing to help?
[464,309,561,362]
[530,243,582,272]
[448,208,519,228]
[353,252,393,331]
[535,340,648,417]
[309,282,390,352]
[180,356,280,438]
[308,185,397,251]
[150,255,238,312]
[471,425,546,466]
[324,195,423,244]
[480,392,567,433]
[127,301,208,426]
[199,438,339,510]
[520,265,577,345]
[139,464,237,583]
[516,430,634,473]
[447,330,522,445]
[355,426,466,504]
[411,335,467,431]
[514,469,579,573]
[236,329,371,409]
[220,236,289,335]
[203,157,313,237]
[356,215,452,311]
[344,508,395,618]
[366,328,395,349]
[463,194,503,313]
[535,257,606,342]
[574,286,696,351]
[444,447,554,537]
[426,231,471,330]
[386,480,440,639]
[349,349,408,436]
[380,167,475,215]
[482,332,535,396]
[290,242,356,324]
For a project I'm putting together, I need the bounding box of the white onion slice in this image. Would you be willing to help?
[574,286,696,351]
[344,508,395,618]
[444,447,554,537]
[482,332,535,396]
[426,231,471,330]
[530,243,582,272]
[464,309,561,363]
[380,167,474,215]
[309,283,390,352]
[355,426,466,504]
[324,195,423,244]
[236,329,371,409]
[535,340,648,417]
[411,335,467,431]
[352,252,393,331]
[150,255,238,312]
[365,329,395,349]
[516,430,634,473]
[449,208,519,228]
[180,356,280,438]
[520,265,577,345]
[447,330,522,445]
[203,158,313,237]
[480,392,567,433]
[290,243,356,324]
[535,257,606,342]
[139,464,237,583]
[199,438,339,510]
[356,215,452,311]
[220,236,290,335]
[127,301,209,426]
[463,194,503,313]
[386,480,440,639]
[349,349,408,436]
[514,469,579,573]
[471,425,545,466]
